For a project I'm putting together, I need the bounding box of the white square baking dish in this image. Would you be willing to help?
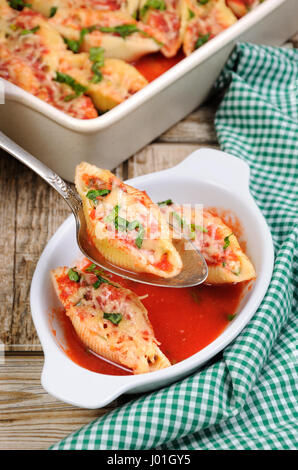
[0,0,297,181]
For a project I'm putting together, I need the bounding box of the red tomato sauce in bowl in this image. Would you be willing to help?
[53,275,248,376]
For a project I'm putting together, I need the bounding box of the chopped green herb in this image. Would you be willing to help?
[190,223,208,234]
[222,261,226,267]
[54,71,87,97]
[195,32,210,49]
[92,274,117,289]
[89,47,105,83]
[198,0,209,4]
[223,233,233,250]
[172,211,185,228]
[49,6,57,17]
[91,62,103,83]
[104,205,144,248]
[63,26,96,53]
[190,290,200,304]
[68,268,80,282]
[128,220,145,249]
[103,312,123,325]
[140,0,166,18]
[86,188,111,203]
[188,8,195,19]
[227,313,236,322]
[89,46,105,65]
[63,94,77,102]
[157,199,173,206]
[99,24,140,39]
[20,25,40,35]
[85,263,97,272]
[75,300,82,306]
[63,37,80,53]
[8,0,31,10]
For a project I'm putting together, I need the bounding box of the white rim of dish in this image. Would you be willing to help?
[3,0,285,132]
[30,149,274,408]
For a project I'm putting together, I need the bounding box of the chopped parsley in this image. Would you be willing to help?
[198,0,209,4]
[54,71,87,99]
[93,274,116,289]
[104,205,145,249]
[49,6,57,17]
[157,199,173,206]
[85,263,97,272]
[188,9,195,19]
[223,233,233,250]
[68,268,80,282]
[63,26,96,53]
[19,25,40,35]
[86,188,110,204]
[227,313,236,322]
[190,223,208,234]
[103,312,123,325]
[8,0,31,10]
[140,0,166,18]
[99,24,140,39]
[98,24,162,45]
[89,47,105,84]
[195,32,210,49]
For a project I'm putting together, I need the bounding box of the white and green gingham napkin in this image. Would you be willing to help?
[50,43,298,450]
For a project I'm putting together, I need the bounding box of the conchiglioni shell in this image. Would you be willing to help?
[51,266,171,374]
[199,210,256,285]
[75,162,182,278]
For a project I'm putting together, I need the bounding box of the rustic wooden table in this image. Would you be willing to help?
[1,35,297,450]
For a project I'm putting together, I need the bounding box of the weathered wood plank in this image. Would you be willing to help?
[128,143,219,179]
[0,355,134,450]
[157,103,218,144]
[0,153,124,351]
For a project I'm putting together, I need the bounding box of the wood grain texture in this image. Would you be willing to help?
[0,33,297,450]
[0,356,135,450]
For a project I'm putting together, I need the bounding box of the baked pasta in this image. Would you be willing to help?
[75,162,183,278]
[0,0,263,118]
[51,264,171,373]
[159,201,256,284]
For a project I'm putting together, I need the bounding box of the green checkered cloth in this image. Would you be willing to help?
[50,43,298,450]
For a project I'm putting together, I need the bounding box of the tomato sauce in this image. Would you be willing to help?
[133,50,185,83]
[53,274,248,375]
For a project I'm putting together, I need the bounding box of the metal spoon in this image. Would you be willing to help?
[0,131,208,287]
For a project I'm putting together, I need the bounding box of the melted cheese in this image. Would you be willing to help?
[51,265,171,374]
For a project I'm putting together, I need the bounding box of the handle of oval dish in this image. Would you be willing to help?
[41,350,130,409]
[174,148,251,193]
[0,130,82,213]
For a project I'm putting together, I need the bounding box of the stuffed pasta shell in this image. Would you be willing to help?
[139,0,182,58]
[51,265,171,374]
[75,162,183,278]
[49,8,161,62]
[180,0,237,56]
[159,201,256,284]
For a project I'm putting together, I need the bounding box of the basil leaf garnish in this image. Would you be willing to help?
[195,32,210,49]
[86,188,111,204]
[68,268,80,282]
[20,25,40,35]
[157,199,173,206]
[49,6,57,17]
[140,0,166,18]
[54,71,87,96]
[103,313,122,325]
[223,233,233,250]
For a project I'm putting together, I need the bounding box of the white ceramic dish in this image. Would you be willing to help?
[30,148,274,408]
[1,0,297,181]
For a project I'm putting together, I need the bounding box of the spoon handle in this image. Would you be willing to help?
[0,131,82,213]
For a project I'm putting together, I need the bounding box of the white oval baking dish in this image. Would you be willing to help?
[1,0,297,181]
[30,148,274,408]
